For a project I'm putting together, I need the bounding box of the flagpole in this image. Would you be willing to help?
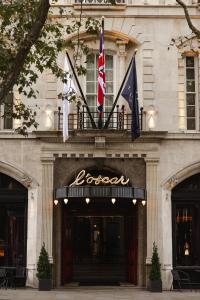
[104,55,134,129]
[66,51,96,129]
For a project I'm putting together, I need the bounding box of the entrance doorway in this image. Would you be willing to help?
[61,199,137,285]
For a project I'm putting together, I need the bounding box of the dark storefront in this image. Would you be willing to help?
[172,173,200,287]
[0,173,27,268]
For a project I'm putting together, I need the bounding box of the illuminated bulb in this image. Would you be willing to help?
[111,198,116,204]
[142,200,146,206]
[132,199,137,205]
[64,198,68,204]
[54,199,58,206]
[85,198,90,204]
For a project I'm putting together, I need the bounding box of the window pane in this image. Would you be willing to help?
[187,118,196,130]
[87,54,95,68]
[86,82,95,93]
[106,82,113,94]
[87,95,96,108]
[86,70,95,81]
[186,94,195,105]
[187,80,195,92]
[186,57,194,67]
[186,68,195,80]
[187,106,195,118]
[106,70,113,81]
[105,55,113,69]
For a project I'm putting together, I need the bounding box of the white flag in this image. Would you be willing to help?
[62,55,76,142]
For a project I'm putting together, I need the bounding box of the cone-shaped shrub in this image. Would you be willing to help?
[149,242,161,281]
[36,243,52,279]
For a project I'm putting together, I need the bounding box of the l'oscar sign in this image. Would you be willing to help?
[70,170,130,186]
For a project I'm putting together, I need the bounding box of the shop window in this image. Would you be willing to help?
[185,56,198,130]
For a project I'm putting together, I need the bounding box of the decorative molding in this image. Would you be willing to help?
[0,160,38,188]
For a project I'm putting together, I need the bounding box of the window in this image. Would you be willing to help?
[185,56,197,130]
[0,93,13,130]
[86,53,114,126]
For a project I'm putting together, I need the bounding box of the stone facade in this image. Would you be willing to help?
[0,0,200,290]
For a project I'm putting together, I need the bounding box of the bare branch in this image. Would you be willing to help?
[176,0,200,38]
[0,0,50,103]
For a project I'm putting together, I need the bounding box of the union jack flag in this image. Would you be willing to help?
[97,19,106,118]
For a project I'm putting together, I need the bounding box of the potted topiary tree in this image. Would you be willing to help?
[149,242,162,292]
[36,243,52,291]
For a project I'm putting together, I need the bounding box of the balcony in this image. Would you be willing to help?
[54,105,144,132]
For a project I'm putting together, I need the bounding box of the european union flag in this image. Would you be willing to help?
[121,56,140,140]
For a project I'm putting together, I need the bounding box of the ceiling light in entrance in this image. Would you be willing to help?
[111,198,116,204]
[64,198,68,204]
[54,199,58,206]
[85,198,90,204]
[132,199,137,205]
[142,200,146,206]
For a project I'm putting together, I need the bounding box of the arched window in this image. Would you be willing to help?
[172,173,200,267]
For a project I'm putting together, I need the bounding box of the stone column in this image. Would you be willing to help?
[145,158,160,274]
[41,156,54,262]
[116,40,127,109]
[26,186,40,287]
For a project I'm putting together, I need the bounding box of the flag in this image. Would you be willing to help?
[97,18,106,126]
[62,55,76,142]
[121,56,140,140]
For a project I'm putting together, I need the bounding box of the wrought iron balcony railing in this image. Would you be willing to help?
[55,105,143,131]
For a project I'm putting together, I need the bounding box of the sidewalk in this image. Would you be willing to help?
[0,287,200,300]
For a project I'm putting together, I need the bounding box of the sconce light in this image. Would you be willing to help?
[142,200,146,206]
[111,198,116,204]
[146,105,157,130]
[132,199,137,205]
[54,199,58,206]
[64,198,68,204]
[85,197,90,204]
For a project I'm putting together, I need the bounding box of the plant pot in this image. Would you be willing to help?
[38,278,52,291]
[149,279,162,292]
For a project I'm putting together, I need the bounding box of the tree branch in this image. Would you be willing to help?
[0,0,50,103]
[176,0,200,38]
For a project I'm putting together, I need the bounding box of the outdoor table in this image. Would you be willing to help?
[0,266,16,288]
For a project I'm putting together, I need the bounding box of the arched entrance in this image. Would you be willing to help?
[172,173,200,286]
[56,168,145,286]
[0,172,28,272]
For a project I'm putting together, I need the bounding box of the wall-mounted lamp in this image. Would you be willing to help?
[64,198,68,204]
[54,199,58,206]
[111,198,116,204]
[85,197,90,204]
[142,200,146,206]
[132,199,137,205]
[146,105,157,130]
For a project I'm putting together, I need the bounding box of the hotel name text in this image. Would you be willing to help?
[70,170,129,186]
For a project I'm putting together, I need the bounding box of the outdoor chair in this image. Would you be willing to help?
[0,268,8,289]
[170,269,192,291]
[15,267,27,287]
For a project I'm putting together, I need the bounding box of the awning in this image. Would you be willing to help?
[55,185,146,200]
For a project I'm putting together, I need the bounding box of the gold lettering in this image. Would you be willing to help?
[70,170,86,186]
[70,169,129,186]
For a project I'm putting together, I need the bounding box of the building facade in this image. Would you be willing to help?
[1,0,200,289]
